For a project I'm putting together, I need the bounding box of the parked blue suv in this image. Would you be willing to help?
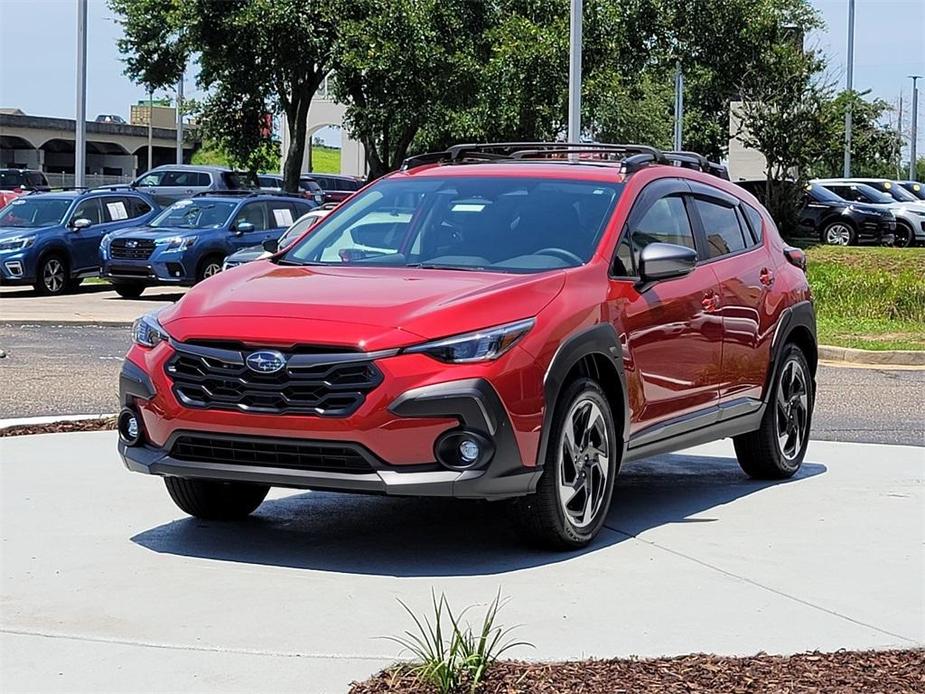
[0,189,159,295]
[100,192,316,298]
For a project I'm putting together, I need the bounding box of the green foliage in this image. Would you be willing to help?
[310,146,341,174]
[384,590,531,694]
[807,246,925,350]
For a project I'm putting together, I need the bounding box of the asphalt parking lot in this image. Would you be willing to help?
[1,433,922,693]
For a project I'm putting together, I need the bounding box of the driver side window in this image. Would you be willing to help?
[614,194,695,277]
[136,171,163,187]
[71,198,102,225]
[233,202,267,231]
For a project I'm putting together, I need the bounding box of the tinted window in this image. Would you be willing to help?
[26,172,48,187]
[233,202,268,230]
[0,197,71,227]
[161,170,209,187]
[266,200,297,228]
[100,197,131,222]
[223,172,258,190]
[742,203,764,242]
[285,176,623,273]
[72,197,102,224]
[0,171,25,189]
[632,196,695,253]
[695,199,746,258]
[128,197,152,218]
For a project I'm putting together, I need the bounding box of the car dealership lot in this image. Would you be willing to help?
[0,284,182,324]
[0,433,921,693]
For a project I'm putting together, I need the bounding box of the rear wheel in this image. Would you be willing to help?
[894,221,914,248]
[164,477,269,520]
[734,344,813,479]
[511,378,617,549]
[822,221,855,246]
[112,281,145,299]
[196,255,223,283]
[34,254,69,295]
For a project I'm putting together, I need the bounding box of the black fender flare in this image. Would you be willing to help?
[35,242,72,277]
[763,300,817,405]
[537,323,630,467]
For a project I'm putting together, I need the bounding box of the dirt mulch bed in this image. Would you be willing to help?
[0,416,116,437]
[351,649,925,693]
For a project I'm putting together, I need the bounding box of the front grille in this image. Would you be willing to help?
[166,343,383,416]
[111,238,155,260]
[170,433,375,473]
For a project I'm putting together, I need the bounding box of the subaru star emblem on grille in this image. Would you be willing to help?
[245,350,287,374]
[126,240,138,248]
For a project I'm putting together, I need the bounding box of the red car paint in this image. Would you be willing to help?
[125,160,810,473]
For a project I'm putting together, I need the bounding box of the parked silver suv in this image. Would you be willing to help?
[812,179,925,248]
[121,165,258,207]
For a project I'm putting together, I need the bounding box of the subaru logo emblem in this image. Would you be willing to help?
[245,350,286,374]
[126,240,138,248]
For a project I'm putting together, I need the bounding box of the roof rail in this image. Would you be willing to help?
[664,151,730,180]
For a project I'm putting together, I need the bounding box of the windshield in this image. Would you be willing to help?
[851,183,894,204]
[149,199,238,229]
[282,176,622,273]
[900,182,925,200]
[0,197,71,228]
[882,184,918,202]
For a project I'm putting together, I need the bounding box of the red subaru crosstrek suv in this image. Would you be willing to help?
[118,143,816,549]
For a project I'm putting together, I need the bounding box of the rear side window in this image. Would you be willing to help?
[27,172,48,187]
[266,200,297,228]
[101,197,130,222]
[224,172,258,190]
[128,197,153,218]
[695,199,747,258]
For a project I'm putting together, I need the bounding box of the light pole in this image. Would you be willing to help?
[673,63,684,150]
[843,0,855,177]
[910,75,921,180]
[147,89,153,172]
[176,73,184,165]
[75,0,87,188]
[567,0,582,144]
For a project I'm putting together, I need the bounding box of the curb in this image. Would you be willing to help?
[0,413,116,435]
[818,345,925,367]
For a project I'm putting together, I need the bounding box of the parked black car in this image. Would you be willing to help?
[799,183,895,246]
[0,169,51,193]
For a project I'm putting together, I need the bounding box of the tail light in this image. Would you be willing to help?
[783,245,806,272]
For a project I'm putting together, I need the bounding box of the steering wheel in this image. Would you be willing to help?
[535,248,583,265]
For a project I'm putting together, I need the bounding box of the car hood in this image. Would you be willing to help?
[0,225,57,239]
[160,262,566,351]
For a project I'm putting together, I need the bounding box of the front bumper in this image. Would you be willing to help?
[101,253,193,285]
[118,359,542,500]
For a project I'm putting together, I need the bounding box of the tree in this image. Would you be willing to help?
[330,0,489,179]
[110,0,338,189]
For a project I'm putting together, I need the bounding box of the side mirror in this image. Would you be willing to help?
[70,217,92,230]
[262,238,279,253]
[234,221,255,234]
[638,242,697,283]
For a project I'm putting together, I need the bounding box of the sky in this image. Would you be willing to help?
[1,0,923,155]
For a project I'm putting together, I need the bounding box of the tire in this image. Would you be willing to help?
[821,220,856,246]
[196,255,223,283]
[33,253,69,295]
[510,378,618,549]
[733,344,813,479]
[164,477,269,520]
[112,282,145,299]
[894,221,915,248]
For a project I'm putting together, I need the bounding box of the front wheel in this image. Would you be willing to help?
[34,254,69,295]
[894,222,914,248]
[511,378,618,549]
[164,477,269,520]
[112,282,145,299]
[196,255,223,283]
[822,221,855,246]
[734,344,813,479]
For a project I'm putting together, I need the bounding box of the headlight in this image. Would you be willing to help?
[0,236,35,253]
[132,311,169,348]
[155,236,197,254]
[403,318,534,363]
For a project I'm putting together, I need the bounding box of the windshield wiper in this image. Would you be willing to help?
[406,263,485,272]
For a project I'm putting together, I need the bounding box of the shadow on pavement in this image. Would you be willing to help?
[0,284,113,298]
[131,452,826,577]
[101,292,186,303]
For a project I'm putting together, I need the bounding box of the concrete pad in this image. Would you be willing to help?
[0,285,183,324]
[1,432,922,693]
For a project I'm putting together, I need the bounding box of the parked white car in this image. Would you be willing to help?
[221,207,333,270]
[812,178,925,247]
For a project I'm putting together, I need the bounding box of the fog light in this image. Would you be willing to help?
[118,408,143,446]
[459,439,480,464]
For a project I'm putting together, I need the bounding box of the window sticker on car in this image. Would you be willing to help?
[11,199,25,205]
[107,202,128,220]
[272,208,293,226]
[176,199,193,207]
[451,203,486,212]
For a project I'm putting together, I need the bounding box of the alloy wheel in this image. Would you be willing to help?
[825,224,852,246]
[775,359,809,462]
[202,262,221,279]
[894,225,913,248]
[557,398,611,529]
[43,258,65,294]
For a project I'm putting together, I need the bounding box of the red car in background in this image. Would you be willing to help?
[117,142,817,549]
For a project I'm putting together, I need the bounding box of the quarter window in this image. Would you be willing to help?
[742,203,764,243]
[695,199,747,258]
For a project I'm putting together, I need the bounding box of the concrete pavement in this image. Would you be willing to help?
[0,284,183,324]
[1,431,922,693]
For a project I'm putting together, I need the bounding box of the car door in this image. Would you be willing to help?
[607,178,723,440]
[687,184,776,409]
[67,197,104,271]
[228,201,269,252]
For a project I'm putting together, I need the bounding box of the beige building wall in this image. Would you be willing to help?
[727,101,769,182]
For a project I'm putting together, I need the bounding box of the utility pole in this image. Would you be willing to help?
[910,76,921,180]
[843,0,855,177]
[176,74,184,165]
[75,0,87,188]
[673,63,684,150]
[567,0,583,145]
[897,93,903,179]
[147,89,153,172]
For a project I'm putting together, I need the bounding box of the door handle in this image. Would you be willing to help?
[759,267,775,286]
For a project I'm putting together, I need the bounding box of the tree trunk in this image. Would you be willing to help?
[282,93,311,193]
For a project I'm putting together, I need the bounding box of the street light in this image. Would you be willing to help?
[567,0,582,144]
[75,0,87,188]
[909,75,921,180]
[843,0,855,177]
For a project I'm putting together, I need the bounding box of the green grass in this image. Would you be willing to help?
[309,145,341,173]
[807,246,925,351]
